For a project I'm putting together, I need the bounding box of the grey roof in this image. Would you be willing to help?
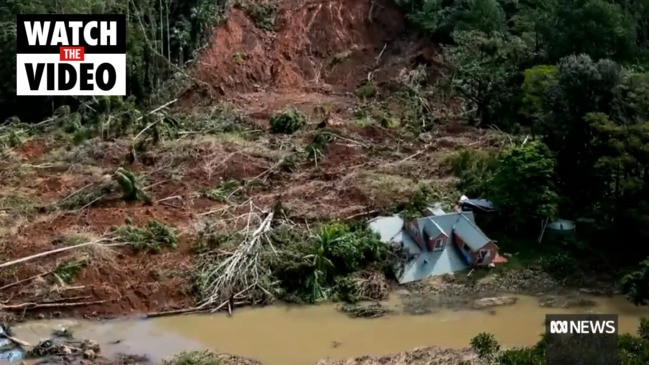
[367,211,491,283]
[368,215,404,243]
[395,233,469,283]
[452,213,490,250]
[425,213,460,235]
[426,203,447,216]
[424,219,445,238]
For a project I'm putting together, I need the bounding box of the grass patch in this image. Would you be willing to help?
[234,0,278,32]
[164,351,222,365]
[359,172,415,195]
[204,179,244,203]
[355,81,378,99]
[0,193,38,217]
[54,260,83,284]
[112,220,178,253]
[270,108,308,134]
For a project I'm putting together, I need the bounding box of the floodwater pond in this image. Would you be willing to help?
[10,294,649,365]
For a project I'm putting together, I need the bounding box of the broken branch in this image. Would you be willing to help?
[0,333,31,347]
[196,208,275,312]
[133,99,179,140]
[0,238,119,270]
[144,307,205,318]
[1,299,108,311]
[0,270,55,291]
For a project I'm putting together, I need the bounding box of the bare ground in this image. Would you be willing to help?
[0,0,511,322]
[314,347,479,365]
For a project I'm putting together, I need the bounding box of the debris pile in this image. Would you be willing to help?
[1,324,149,365]
[340,302,393,318]
[0,324,23,362]
[27,337,102,362]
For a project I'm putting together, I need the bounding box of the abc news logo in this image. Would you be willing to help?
[16,14,126,96]
[549,319,617,334]
[545,314,619,365]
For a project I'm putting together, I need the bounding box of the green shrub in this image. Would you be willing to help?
[269,108,307,134]
[470,332,501,360]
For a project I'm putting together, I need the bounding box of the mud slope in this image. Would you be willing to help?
[0,0,468,321]
[315,346,478,365]
[181,0,438,106]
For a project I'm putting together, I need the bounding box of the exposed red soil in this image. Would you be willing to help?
[1,238,195,319]
[194,1,398,93]
[320,142,363,169]
[0,0,470,321]
[178,0,437,108]
[15,138,50,160]
[0,125,502,320]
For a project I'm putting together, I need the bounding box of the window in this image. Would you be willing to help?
[434,238,445,250]
[463,244,470,251]
[479,249,490,259]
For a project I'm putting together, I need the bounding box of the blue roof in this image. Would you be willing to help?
[452,213,490,250]
[394,228,468,283]
[367,211,491,283]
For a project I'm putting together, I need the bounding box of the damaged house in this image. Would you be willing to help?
[368,205,507,284]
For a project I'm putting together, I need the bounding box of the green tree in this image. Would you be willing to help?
[520,64,558,123]
[470,332,501,362]
[444,30,531,128]
[537,0,637,62]
[396,0,506,40]
[490,140,559,231]
[537,55,622,214]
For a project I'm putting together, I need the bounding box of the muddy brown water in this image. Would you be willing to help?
[10,294,649,365]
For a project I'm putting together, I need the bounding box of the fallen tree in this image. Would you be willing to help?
[195,203,277,314]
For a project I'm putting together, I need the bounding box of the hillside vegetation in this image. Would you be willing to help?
[1,0,649,363]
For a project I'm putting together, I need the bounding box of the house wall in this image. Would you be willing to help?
[426,233,447,251]
[406,220,425,250]
[470,242,498,266]
[406,220,449,252]
[453,235,473,265]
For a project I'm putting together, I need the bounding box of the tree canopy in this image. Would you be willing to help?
[397,0,649,304]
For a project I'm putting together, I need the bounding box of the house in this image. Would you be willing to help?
[368,205,507,284]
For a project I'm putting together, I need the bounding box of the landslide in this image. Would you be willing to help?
[180,0,440,106]
[0,0,453,321]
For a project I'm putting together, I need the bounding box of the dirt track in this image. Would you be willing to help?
[0,0,506,321]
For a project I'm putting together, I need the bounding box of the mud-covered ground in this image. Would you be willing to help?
[0,0,503,323]
[315,347,480,365]
[0,0,619,333]
[398,267,619,313]
[11,347,480,365]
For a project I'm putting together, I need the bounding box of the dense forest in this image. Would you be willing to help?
[393,0,649,305]
[2,0,649,306]
[395,0,649,362]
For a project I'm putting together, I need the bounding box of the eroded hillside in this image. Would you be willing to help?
[0,0,502,321]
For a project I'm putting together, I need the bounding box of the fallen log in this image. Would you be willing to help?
[0,299,108,311]
[144,307,206,318]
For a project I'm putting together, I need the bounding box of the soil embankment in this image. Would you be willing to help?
[0,0,452,322]
[180,0,436,104]
[314,347,478,365]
